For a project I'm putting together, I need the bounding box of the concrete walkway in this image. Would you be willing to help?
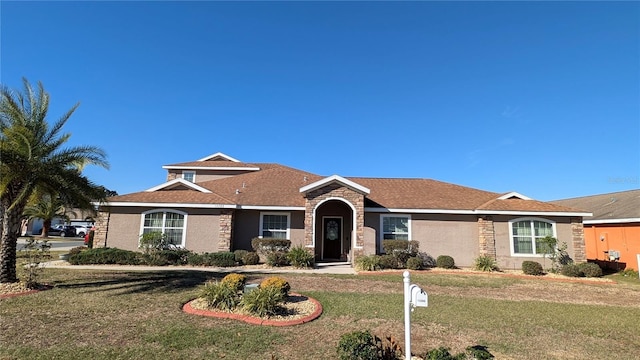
[42,260,357,275]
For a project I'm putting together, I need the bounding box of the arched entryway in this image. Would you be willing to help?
[313,198,354,261]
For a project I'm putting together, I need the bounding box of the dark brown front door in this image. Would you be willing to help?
[323,217,342,260]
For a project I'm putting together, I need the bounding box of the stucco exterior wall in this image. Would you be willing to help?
[102,207,223,253]
[411,214,479,267]
[166,170,255,183]
[232,210,305,251]
[492,215,577,270]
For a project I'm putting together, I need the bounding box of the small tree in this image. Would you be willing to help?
[139,231,169,253]
[539,236,571,273]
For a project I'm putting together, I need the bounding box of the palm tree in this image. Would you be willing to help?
[0,78,109,283]
[23,193,70,238]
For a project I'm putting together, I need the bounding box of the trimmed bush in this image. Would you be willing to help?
[382,240,419,267]
[522,261,544,276]
[234,250,248,264]
[266,252,290,267]
[417,252,436,268]
[578,262,603,278]
[142,249,191,266]
[68,246,87,256]
[242,251,260,265]
[561,264,582,277]
[188,252,236,267]
[406,256,423,270]
[336,330,378,360]
[379,254,399,269]
[251,237,291,253]
[286,245,315,268]
[69,248,140,265]
[422,347,456,360]
[474,255,498,272]
[199,281,240,311]
[436,255,455,269]
[355,255,381,271]
[260,276,290,296]
[221,273,247,291]
[240,285,285,317]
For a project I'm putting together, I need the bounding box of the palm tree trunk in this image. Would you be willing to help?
[0,197,24,283]
[0,203,21,283]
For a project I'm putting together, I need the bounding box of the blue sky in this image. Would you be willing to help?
[2,1,638,201]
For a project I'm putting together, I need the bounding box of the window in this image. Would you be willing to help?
[259,212,290,239]
[381,215,411,240]
[142,210,187,246]
[182,171,195,182]
[509,218,556,256]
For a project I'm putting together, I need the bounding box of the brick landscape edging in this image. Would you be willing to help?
[182,292,323,326]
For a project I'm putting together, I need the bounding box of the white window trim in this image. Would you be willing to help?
[259,212,291,240]
[379,214,412,252]
[182,171,196,183]
[508,217,557,257]
[139,209,188,248]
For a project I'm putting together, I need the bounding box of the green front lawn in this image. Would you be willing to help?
[1,267,639,359]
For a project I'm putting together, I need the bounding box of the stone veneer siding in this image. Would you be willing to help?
[167,173,177,182]
[571,217,586,262]
[477,216,496,258]
[303,183,365,258]
[217,209,234,251]
[92,210,110,248]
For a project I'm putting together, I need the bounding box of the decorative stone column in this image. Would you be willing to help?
[166,173,177,182]
[478,216,496,258]
[217,209,234,252]
[571,217,586,262]
[92,210,110,248]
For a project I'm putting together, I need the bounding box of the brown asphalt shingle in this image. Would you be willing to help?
[552,189,640,221]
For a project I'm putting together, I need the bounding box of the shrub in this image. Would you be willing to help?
[221,273,247,292]
[560,264,582,277]
[188,252,236,267]
[234,250,249,264]
[422,347,458,360]
[466,345,494,360]
[379,254,399,269]
[522,261,544,276]
[336,330,378,360]
[286,245,315,268]
[260,276,290,296]
[382,240,419,267]
[421,345,493,360]
[436,255,455,269]
[266,252,290,267]
[242,251,260,265]
[578,262,603,278]
[417,252,436,267]
[251,238,291,254]
[138,231,170,252]
[199,281,240,311]
[241,285,285,317]
[619,268,639,278]
[68,246,87,256]
[474,255,498,272]
[142,249,191,266]
[355,255,381,271]
[406,256,423,270]
[69,248,140,265]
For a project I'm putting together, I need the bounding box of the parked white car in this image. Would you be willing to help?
[72,225,89,237]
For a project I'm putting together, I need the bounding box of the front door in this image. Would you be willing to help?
[323,217,342,260]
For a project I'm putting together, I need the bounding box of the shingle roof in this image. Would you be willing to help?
[551,189,640,221]
[163,160,261,169]
[107,158,588,215]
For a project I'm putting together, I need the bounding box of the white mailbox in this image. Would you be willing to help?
[409,284,428,308]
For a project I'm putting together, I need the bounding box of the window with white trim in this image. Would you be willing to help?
[182,171,195,183]
[259,212,290,239]
[381,215,411,240]
[142,210,186,246]
[509,218,556,255]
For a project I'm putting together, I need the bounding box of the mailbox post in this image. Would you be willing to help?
[403,271,428,360]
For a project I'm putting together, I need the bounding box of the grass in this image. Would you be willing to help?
[1,264,639,359]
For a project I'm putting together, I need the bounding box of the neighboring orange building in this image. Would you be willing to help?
[554,190,640,271]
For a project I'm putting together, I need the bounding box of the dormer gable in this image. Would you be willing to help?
[300,175,371,195]
[197,152,241,162]
[497,192,532,200]
[145,178,212,193]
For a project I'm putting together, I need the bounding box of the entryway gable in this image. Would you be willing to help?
[302,181,367,264]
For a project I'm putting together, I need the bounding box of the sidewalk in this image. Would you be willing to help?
[42,260,357,275]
